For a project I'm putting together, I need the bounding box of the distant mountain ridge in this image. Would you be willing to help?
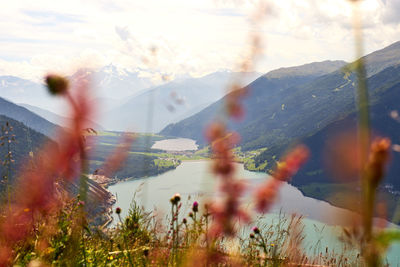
[20,103,104,131]
[72,64,155,101]
[265,60,347,79]
[0,97,60,137]
[0,75,65,112]
[102,71,261,132]
[160,60,349,144]
[363,41,400,77]
[0,65,157,114]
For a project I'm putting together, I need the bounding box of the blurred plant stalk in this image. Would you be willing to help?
[350,1,385,266]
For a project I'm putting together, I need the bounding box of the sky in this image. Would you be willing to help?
[0,0,399,83]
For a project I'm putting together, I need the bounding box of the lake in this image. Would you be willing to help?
[151,138,198,151]
[108,160,400,263]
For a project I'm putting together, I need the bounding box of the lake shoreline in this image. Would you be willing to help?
[107,161,349,225]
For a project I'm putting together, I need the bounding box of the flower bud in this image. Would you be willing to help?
[192,201,199,212]
[170,193,181,205]
[115,207,121,214]
[367,137,391,186]
[143,248,149,257]
[45,74,69,95]
[252,226,260,234]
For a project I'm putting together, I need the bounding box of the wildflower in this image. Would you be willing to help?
[192,201,199,212]
[174,193,181,202]
[272,144,310,182]
[208,179,250,237]
[205,122,225,142]
[366,137,391,185]
[249,233,255,239]
[255,178,280,212]
[170,193,181,205]
[188,212,194,218]
[115,207,121,214]
[255,144,309,213]
[45,74,69,95]
[143,248,149,257]
[182,218,187,224]
[226,85,247,120]
[252,226,260,234]
[45,247,55,254]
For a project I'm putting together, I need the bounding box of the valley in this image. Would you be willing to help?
[2,2,400,265]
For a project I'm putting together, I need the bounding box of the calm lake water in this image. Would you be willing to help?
[108,160,400,264]
[151,138,198,151]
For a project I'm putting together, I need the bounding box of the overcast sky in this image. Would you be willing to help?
[0,0,399,82]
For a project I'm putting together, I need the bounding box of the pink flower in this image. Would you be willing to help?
[255,145,309,213]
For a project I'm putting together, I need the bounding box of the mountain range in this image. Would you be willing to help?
[160,41,400,189]
[101,71,261,132]
[2,40,400,193]
[160,60,348,145]
[0,65,261,133]
[19,103,104,131]
[0,65,156,115]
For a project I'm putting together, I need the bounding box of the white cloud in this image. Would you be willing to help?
[0,0,399,82]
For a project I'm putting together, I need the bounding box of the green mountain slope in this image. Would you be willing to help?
[255,64,400,188]
[0,115,52,189]
[0,115,113,226]
[161,42,400,146]
[160,41,400,191]
[160,60,348,145]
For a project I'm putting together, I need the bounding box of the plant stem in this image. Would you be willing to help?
[118,214,134,267]
[351,3,377,267]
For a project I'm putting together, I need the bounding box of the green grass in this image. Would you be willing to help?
[235,147,269,171]
[96,131,121,136]
[154,158,179,168]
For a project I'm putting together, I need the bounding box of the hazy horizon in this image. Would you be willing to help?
[1,0,399,84]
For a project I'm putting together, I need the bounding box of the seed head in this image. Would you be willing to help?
[252,226,260,234]
[115,207,121,214]
[45,74,69,96]
[170,193,181,205]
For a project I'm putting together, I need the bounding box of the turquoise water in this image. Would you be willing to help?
[108,160,400,265]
